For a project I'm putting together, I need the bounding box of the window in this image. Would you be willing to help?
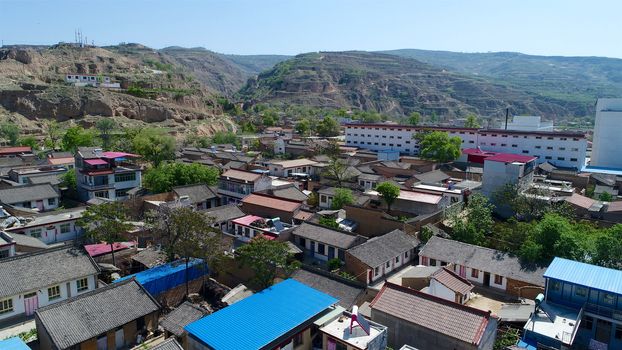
[395,256,400,263]
[545,156,552,160]
[22,201,31,208]
[501,143,507,147]
[469,140,474,143]
[471,269,479,278]
[430,258,437,266]
[522,150,529,154]
[60,223,71,234]
[501,134,508,138]
[535,146,541,149]
[602,293,616,306]
[114,173,136,183]
[46,197,55,206]
[0,250,8,259]
[0,298,13,314]
[317,243,325,255]
[511,144,518,148]
[570,158,577,162]
[30,228,42,238]
[115,189,129,198]
[616,325,622,340]
[490,143,496,146]
[575,286,588,297]
[547,146,553,150]
[550,280,561,292]
[494,275,503,285]
[404,251,408,258]
[374,266,380,276]
[77,278,88,292]
[536,136,542,139]
[571,148,579,152]
[440,261,447,266]
[48,285,61,300]
[581,315,593,330]
[386,261,391,268]
[94,190,109,199]
[559,147,566,151]
[557,157,565,161]
[320,195,326,203]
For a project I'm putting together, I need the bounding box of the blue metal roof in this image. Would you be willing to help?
[544,257,622,295]
[185,279,338,350]
[114,258,207,296]
[0,337,31,350]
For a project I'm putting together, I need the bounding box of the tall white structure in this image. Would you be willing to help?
[506,116,554,131]
[591,98,622,169]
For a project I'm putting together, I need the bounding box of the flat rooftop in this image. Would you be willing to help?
[320,312,386,350]
[524,301,580,345]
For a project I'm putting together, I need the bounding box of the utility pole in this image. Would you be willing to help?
[505,108,509,130]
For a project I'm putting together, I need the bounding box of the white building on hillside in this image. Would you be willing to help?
[344,123,586,169]
[65,74,121,88]
[590,98,622,169]
[505,116,554,131]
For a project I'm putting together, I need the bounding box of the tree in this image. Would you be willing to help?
[450,194,494,245]
[60,169,77,191]
[593,225,622,268]
[18,136,38,150]
[307,192,319,207]
[316,116,340,137]
[77,202,134,266]
[131,128,175,167]
[464,114,481,128]
[211,131,238,145]
[376,182,400,212]
[144,162,219,193]
[0,123,20,146]
[599,191,614,202]
[44,120,62,149]
[62,126,95,152]
[494,183,574,220]
[318,216,339,229]
[331,188,354,210]
[322,157,356,187]
[415,131,462,163]
[236,235,299,289]
[262,114,276,127]
[408,112,421,126]
[295,119,311,136]
[96,119,116,150]
[148,206,225,298]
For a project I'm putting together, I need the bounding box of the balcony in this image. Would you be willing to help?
[80,182,114,190]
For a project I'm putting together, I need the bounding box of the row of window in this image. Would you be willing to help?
[114,172,136,183]
[549,280,617,305]
[374,251,409,276]
[347,127,582,141]
[29,223,72,238]
[480,142,580,152]
[581,315,622,340]
[0,278,89,314]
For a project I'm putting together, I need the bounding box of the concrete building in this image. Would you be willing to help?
[344,123,586,169]
[75,148,142,201]
[217,169,271,205]
[506,116,554,132]
[65,74,121,88]
[319,308,388,350]
[425,267,474,305]
[268,158,318,177]
[292,222,367,262]
[0,183,60,211]
[590,98,622,169]
[5,207,86,244]
[0,231,16,258]
[481,152,537,200]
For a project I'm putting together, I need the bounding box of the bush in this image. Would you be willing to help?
[327,258,342,271]
[319,216,339,229]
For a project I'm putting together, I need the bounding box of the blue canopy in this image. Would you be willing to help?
[0,337,31,350]
[115,258,207,296]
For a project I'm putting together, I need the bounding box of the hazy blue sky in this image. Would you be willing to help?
[1,0,621,58]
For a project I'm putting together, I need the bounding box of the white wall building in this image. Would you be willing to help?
[505,116,554,131]
[344,123,587,169]
[5,208,86,245]
[481,153,536,199]
[65,74,121,88]
[590,98,622,169]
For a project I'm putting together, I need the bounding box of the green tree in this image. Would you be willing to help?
[148,206,225,298]
[144,162,219,193]
[375,182,401,212]
[236,235,299,289]
[323,157,356,187]
[464,114,481,128]
[593,225,622,268]
[211,131,238,145]
[18,136,38,150]
[307,192,319,207]
[62,126,95,152]
[450,194,494,245]
[316,116,340,137]
[96,119,116,150]
[239,121,257,134]
[131,128,175,167]
[419,226,434,243]
[327,258,341,271]
[318,216,339,229]
[415,131,462,163]
[60,169,77,191]
[295,119,311,136]
[0,123,20,146]
[598,191,614,202]
[262,114,276,127]
[408,112,421,126]
[331,188,354,210]
[44,120,62,149]
[77,202,134,266]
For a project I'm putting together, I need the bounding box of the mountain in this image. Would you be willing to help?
[239,51,591,119]
[217,54,291,76]
[381,49,622,107]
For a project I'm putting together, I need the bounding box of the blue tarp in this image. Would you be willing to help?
[114,258,207,296]
[0,337,31,350]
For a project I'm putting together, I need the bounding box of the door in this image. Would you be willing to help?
[23,292,38,316]
[328,246,335,260]
[36,200,44,211]
[595,319,612,344]
[309,241,315,257]
[483,272,491,286]
[115,328,124,349]
[459,265,466,278]
[97,335,107,350]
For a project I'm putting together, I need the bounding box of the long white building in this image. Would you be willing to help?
[344,123,587,169]
[590,98,622,169]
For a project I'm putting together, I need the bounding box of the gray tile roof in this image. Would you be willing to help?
[268,186,308,202]
[173,184,218,204]
[35,279,160,349]
[347,229,419,268]
[292,222,367,250]
[0,246,99,298]
[131,248,167,268]
[5,232,49,249]
[413,170,450,184]
[292,269,364,308]
[28,174,63,186]
[151,338,184,350]
[0,183,59,204]
[419,236,546,286]
[160,301,208,337]
[204,205,245,223]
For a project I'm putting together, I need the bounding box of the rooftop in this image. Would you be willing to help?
[370,282,493,346]
[241,193,301,212]
[484,153,537,164]
[544,257,622,295]
[5,207,86,230]
[524,301,580,345]
[366,189,442,205]
[0,183,59,204]
[173,184,218,204]
[431,267,474,295]
[221,169,262,182]
[320,310,387,350]
[185,279,338,350]
[151,338,184,350]
[0,146,32,155]
[347,229,419,268]
[204,204,245,223]
[293,222,366,250]
[160,301,209,337]
[270,158,318,168]
[292,268,365,308]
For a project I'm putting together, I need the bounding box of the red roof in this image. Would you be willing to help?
[564,192,596,209]
[101,151,140,159]
[48,157,74,165]
[232,215,264,227]
[241,194,301,212]
[0,146,32,155]
[484,153,536,163]
[84,241,136,257]
[84,159,108,166]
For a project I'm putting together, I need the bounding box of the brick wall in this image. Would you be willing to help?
[240,202,296,223]
[506,278,544,299]
[344,252,370,284]
[344,205,406,238]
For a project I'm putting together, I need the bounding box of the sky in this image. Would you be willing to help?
[1,0,621,58]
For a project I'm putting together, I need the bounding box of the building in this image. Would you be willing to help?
[8,166,66,186]
[65,74,121,88]
[5,207,86,244]
[217,169,271,205]
[365,188,448,215]
[345,229,419,285]
[240,193,302,223]
[370,282,497,350]
[230,215,294,242]
[75,148,142,201]
[505,116,554,132]
[35,278,160,350]
[425,267,474,305]
[184,279,338,350]
[590,98,622,169]
[292,222,367,262]
[480,152,537,200]
[204,204,245,234]
[172,184,219,210]
[318,308,388,350]
[268,158,318,177]
[522,257,622,350]
[160,301,209,348]
[0,246,99,323]
[0,146,34,158]
[0,183,60,211]
[344,123,586,169]
[0,231,16,258]
[419,236,546,298]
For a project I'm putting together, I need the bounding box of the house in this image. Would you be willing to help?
[151,338,184,350]
[292,268,366,309]
[365,188,448,215]
[318,187,370,209]
[47,152,75,169]
[75,148,142,201]
[0,246,100,323]
[269,158,318,177]
[357,173,384,191]
[522,258,622,350]
[130,247,167,272]
[256,183,309,203]
[590,98,622,169]
[5,231,51,253]
[480,152,537,208]
[370,283,498,350]
[160,301,209,348]
[172,184,219,210]
[8,166,67,186]
[292,222,367,262]
[35,278,159,350]
[425,267,474,305]
[345,229,419,285]
[399,265,441,290]
[65,74,120,88]
[412,170,451,185]
[4,207,86,244]
[563,192,600,218]
[0,183,60,211]
[0,146,33,158]
[217,169,271,205]
[419,236,546,298]
[230,215,294,242]
[604,201,622,223]
[318,308,388,350]
[240,193,302,223]
[204,204,245,234]
[0,231,16,258]
[184,279,338,350]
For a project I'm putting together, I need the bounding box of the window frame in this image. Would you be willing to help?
[48,285,61,300]
[0,298,13,314]
[77,278,89,292]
